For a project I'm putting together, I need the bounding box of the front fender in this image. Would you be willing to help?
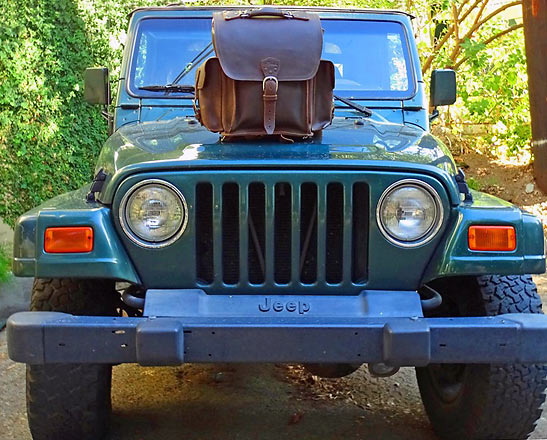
[422,190,546,282]
[13,186,140,283]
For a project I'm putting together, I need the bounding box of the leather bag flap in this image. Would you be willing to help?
[212,9,323,82]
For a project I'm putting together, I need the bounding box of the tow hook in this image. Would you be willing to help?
[120,285,146,309]
[420,285,442,311]
[368,363,400,377]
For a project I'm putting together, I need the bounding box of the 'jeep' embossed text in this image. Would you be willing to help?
[258,298,310,314]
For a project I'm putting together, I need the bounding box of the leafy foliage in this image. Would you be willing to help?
[407,0,531,156]
[0,0,172,227]
[466,176,481,191]
[1,0,101,226]
[457,29,530,156]
[0,246,10,282]
[0,0,531,226]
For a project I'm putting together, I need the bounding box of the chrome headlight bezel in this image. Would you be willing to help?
[376,179,444,248]
[119,179,188,248]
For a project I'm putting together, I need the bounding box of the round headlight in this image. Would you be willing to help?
[120,180,187,247]
[377,180,443,247]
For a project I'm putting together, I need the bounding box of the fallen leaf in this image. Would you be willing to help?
[288,412,304,425]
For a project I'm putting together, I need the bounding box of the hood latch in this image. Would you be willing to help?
[455,168,473,203]
[86,168,108,203]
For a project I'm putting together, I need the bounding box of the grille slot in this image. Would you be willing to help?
[222,183,239,284]
[300,183,318,284]
[195,183,214,284]
[248,183,266,284]
[326,183,344,284]
[274,183,292,284]
[195,180,368,290]
[352,182,369,283]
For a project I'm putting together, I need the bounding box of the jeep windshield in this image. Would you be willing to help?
[128,17,416,100]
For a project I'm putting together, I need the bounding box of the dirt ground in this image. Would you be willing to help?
[454,149,547,231]
[2,151,547,440]
[0,341,437,440]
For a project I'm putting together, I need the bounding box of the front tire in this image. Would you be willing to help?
[417,275,547,440]
[26,278,118,440]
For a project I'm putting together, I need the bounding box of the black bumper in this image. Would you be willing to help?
[8,311,547,366]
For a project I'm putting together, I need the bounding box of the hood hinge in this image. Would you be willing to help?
[86,168,108,203]
[455,168,473,203]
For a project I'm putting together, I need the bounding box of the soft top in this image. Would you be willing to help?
[129,5,413,19]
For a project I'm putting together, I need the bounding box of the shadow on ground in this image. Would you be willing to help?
[109,363,435,440]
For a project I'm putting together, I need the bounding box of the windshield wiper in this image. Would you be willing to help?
[138,42,213,96]
[171,41,214,85]
[334,95,373,117]
[138,84,195,93]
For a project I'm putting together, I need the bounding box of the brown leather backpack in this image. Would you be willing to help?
[194,8,334,138]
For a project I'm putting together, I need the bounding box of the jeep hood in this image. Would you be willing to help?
[96,116,458,203]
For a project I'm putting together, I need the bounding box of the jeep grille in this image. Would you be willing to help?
[195,181,369,288]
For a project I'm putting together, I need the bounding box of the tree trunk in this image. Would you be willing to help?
[523,0,547,190]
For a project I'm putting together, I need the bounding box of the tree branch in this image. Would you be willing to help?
[451,2,461,63]
[456,0,472,17]
[471,0,490,29]
[453,2,460,41]
[422,0,484,74]
[450,0,490,64]
[460,0,486,23]
[462,0,522,41]
[453,22,524,69]
[422,27,454,73]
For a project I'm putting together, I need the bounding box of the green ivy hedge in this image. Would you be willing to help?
[0,0,173,227]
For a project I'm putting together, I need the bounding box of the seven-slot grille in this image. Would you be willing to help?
[195,180,369,289]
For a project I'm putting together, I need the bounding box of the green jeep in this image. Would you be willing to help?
[7,5,547,440]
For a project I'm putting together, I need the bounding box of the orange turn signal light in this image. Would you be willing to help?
[468,225,516,252]
[44,227,94,253]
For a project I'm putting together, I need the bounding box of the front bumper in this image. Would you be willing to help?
[7,289,547,367]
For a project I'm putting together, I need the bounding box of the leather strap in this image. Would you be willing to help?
[225,8,309,21]
[192,98,202,124]
[261,58,280,134]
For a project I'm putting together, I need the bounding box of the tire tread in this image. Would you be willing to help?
[417,275,547,440]
[26,278,116,440]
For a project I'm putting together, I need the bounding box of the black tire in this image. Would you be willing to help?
[30,278,119,315]
[417,275,547,440]
[27,278,118,440]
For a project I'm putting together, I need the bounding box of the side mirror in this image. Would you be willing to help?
[430,69,456,107]
[84,67,110,105]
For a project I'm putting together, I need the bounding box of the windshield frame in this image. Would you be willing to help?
[125,15,418,101]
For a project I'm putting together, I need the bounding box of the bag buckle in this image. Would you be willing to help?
[262,76,278,93]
